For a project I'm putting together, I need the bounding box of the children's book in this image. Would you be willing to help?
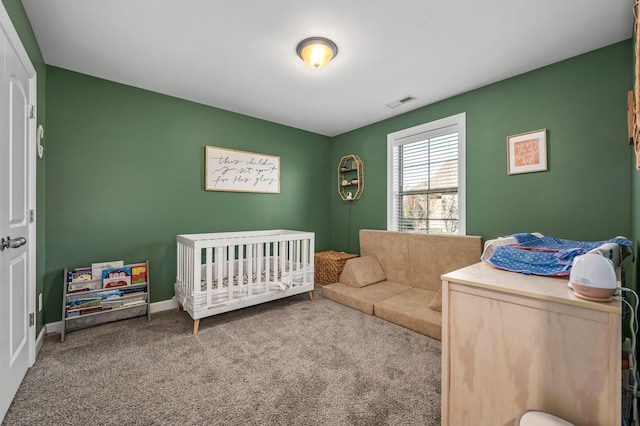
[67,267,93,283]
[130,264,147,284]
[67,297,101,309]
[92,260,124,280]
[102,267,132,288]
[95,289,123,301]
[67,280,102,293]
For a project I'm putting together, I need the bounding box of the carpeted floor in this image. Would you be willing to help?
[3,289,441,426]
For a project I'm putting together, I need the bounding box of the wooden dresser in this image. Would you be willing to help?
[441,262,621,426]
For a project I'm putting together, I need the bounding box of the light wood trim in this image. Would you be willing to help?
[448,282,610,324]
[441,280,451,426]
[193,319,200,336]
[609,312,622,421]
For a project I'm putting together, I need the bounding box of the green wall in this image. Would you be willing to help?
[331,40,633,256]
[3,0,46,334]
[44,67,331,323]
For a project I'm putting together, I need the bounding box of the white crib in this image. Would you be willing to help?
[174,230,315,335]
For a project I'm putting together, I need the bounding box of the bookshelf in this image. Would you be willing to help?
[60,260,151,342]
[338,154,364,201]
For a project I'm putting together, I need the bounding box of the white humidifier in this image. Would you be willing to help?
[568,253,617,302]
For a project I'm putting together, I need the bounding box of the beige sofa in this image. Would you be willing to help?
[322,229,482,340]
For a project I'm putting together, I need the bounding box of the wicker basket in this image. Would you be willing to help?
[314,251,359,285]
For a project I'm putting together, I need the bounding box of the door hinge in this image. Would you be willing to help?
[29,313,34,327]
[28,105,35,119]
[29,209,34,223]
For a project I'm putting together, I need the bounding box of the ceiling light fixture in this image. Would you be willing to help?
[296,37,338,69]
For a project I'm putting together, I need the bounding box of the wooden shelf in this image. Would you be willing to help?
[338,154,364,201]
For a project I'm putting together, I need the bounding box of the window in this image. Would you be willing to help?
[387,113,466,234]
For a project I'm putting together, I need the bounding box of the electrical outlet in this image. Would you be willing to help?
[38,293,42,312]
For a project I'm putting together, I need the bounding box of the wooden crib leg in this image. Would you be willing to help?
[176,302,182,312]
[193,319,200,336]
[308,291,313,302]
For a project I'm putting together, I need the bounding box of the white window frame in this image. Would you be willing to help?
[386,112,466,234]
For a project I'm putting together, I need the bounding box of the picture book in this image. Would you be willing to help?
[67,280,102,293]
[91,260,124,280]
[66,297,101,310]
[130,264,147,284]
[121,287,144,296]
[95,289,122,301]
[66,267,93,283]
[102,266,132,288]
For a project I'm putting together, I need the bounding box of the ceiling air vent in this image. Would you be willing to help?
[386,95,417,109]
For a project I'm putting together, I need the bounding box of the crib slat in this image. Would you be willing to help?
[264,242,274,293]
[302,238,308,284]
[217,246,224,293]
[206,247,212,307]
[289,240,294,285]
[247,244,253,296]
[280,241,286,286]
[228,245,234,301]
[186,246,191,290]
[177,242,181,285]
[178,242,182,285]
[193,245,201,297]
[258,243,264,293]
[272,242,277,293]
[238,244,244,295]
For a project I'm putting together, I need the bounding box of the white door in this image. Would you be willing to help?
[0,5,36,421]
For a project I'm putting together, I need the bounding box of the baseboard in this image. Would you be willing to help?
[35,326,45,356]
[45,321,63,335]
[150,297,178,313]
[43,298,178,334]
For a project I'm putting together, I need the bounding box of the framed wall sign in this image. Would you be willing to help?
[205,146,280,193]
[507,129,547,175]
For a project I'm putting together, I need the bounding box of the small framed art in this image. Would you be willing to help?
[507,129,547,175]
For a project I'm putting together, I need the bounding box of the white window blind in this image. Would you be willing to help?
[387,113,466,234]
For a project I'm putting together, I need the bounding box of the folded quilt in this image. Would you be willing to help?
[511,233,631,251]
[486,233,632,276]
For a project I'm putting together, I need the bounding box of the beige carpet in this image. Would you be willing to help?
[3,289,441,425]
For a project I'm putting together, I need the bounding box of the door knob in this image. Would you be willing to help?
[0,236,27,251]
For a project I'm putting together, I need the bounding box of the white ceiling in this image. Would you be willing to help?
[21,0,632,137]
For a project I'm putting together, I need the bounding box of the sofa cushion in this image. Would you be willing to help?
[374,288,442,340]
[408,234,482,291]
[360,230,410,285]
[321,281,411,315]
[339,255,386,288]
[430,287,442,312]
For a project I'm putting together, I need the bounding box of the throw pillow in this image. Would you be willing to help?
[339,255,386,288]
[430,287,443,312]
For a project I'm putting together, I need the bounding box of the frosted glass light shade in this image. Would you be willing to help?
[296,37,338,69]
